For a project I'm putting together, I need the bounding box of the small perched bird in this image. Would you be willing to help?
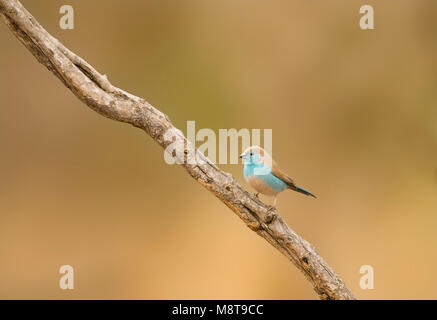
[240,146,316,207]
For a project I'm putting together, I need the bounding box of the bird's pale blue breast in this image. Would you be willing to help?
[244,162,288,193]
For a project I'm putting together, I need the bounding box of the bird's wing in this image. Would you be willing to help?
[270,160,298,190]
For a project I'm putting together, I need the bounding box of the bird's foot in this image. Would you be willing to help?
[254,192,259,198]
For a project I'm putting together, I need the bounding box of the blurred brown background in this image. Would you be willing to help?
[0,0,436,299]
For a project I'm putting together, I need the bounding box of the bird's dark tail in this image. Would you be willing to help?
[295,186,317,198]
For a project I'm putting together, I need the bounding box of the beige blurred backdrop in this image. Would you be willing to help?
[0,0,436,299]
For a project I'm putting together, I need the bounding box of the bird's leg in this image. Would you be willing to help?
[273,195,277,207]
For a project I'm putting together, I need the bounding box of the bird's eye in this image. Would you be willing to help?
[250,152,253,156]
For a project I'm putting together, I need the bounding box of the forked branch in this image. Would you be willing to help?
[0,0,355,300]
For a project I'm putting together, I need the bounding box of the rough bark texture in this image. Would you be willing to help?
[0,0,355,300]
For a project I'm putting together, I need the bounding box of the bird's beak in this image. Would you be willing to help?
[239,153,248,159]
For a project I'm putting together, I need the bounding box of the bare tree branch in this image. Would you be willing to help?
[0,0,355,300]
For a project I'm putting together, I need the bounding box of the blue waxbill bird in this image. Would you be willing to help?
[240,146,316,207]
